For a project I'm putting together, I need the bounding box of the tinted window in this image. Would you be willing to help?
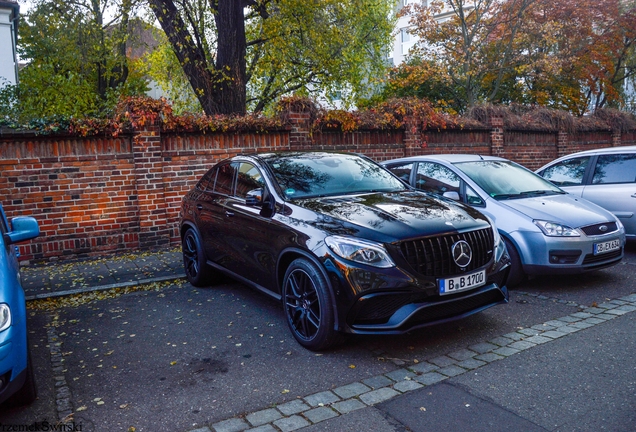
[387,162,413,183]
[540,157,589,186]
[214,163,237,195]
[415,162,460,195]
[197,168,217,192]
[236,163,265,199]
[265,154,406,199]
[592,154,636,184]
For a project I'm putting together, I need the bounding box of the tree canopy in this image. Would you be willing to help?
[147,0,396,115]
[380,0,636,115]
[0,0,149,120]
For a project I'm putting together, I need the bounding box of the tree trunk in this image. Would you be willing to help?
[214,0,247,115]
[148,0,221,114]
[148,0,248,115]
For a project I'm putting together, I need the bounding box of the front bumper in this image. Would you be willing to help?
[321,245,510,335]
[512,230,625,276]
[0,326,27,405]
[347,282,508,334]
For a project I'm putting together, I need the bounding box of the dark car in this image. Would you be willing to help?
[179,152,510,350]
[0,203,39,407]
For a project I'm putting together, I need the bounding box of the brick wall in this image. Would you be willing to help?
[0,105,633,263]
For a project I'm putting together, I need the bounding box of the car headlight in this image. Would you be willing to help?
[534,220,580,237]
[325,236,396,268]
[0,304,11,332]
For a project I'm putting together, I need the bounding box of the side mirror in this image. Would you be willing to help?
[245,189,263,207]
[260,188,275,218]
[6,217,40,244]
[245,188,276,218]
[442,191,460,201]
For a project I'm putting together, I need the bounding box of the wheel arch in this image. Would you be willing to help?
[179,221,199,240]
[500,231,530,268]
[277,248,341,331]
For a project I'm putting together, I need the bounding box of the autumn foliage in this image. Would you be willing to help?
[383,0,636,116]
[4,95,633,140]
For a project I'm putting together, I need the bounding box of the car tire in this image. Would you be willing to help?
[282,258,342,351]
[504,238,525,287]
[182,228,216,287]
[7,345,37,407]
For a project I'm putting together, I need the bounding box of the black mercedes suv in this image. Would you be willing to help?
[179,152,510,350]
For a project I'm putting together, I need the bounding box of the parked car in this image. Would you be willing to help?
[382,155,626,286]
[179,152,510,350]
[536,146,636,239]
[0,203,39,407]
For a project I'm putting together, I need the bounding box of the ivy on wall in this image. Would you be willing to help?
[1,96,635,138]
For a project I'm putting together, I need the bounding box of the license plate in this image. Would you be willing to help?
[593,239,621,255]
[439,270,486,295]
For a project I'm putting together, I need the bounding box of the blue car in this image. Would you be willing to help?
[0,203,39,406]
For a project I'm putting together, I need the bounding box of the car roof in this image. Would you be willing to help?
[239,151,368,161]
[535,145,636,171]
[548,145,636,160]
[382,154,509,164]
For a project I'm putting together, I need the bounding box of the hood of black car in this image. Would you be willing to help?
[293,191,490,242]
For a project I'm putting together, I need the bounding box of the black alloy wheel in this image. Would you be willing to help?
[283,258,341,351]
[182,228,214,287]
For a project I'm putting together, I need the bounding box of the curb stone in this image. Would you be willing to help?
[25,274,186,301]
[47,315,74,422]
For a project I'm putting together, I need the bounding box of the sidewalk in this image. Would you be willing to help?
[21,248,186,301]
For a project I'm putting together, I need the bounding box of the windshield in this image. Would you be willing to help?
[455,160,564,200]
[264,153,407,199]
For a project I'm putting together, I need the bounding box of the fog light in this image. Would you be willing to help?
[549,250,581,264]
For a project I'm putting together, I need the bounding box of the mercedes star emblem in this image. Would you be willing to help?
[452,240,472,268]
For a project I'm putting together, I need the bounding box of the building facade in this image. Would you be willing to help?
[390,0,458,66]
[0,0,19,88]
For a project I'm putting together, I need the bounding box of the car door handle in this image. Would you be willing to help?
[225,211,235,217]
[196,204,203,210]
[631,193,636,198]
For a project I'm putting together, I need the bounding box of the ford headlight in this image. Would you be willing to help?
[325,236,395,268]
[0,304,11,332]
[534,220,580,237]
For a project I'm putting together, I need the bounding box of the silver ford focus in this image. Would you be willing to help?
[382,155,626,286]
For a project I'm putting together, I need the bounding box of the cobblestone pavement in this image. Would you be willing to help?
[191,292,636,432]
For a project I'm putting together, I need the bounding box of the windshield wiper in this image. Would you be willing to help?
[520,190,547,195]
[491,190,561,200]
[490,193,523,200]
[520,190,566,196]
